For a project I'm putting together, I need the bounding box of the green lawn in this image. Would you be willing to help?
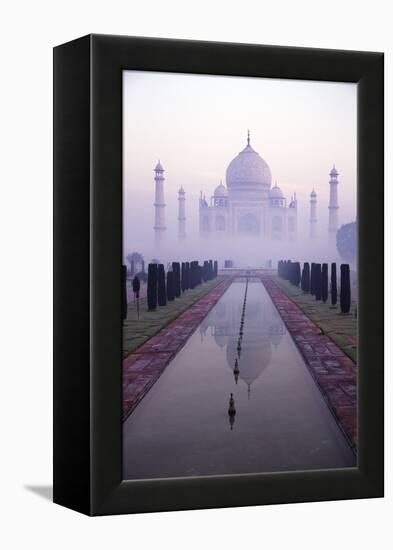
[273,276,358,362]
[123,277,225,358]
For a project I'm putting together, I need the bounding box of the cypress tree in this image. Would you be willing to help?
[340,264,351,314]
[181,262,186,292]
[289,261,299,286]
[167,271,175,301]
[321,263,328,303]
[132,275,141,318]
[331,263,337,306]
[182,262,187,290]
[122,265,128,320]
[189,261,196,289]
[176,262,182,296]
[209,260,213,280]
[195,264,199,286]
[300,263,305,291]
[293,262,301,287]
[147,263,158,310]
[301,262,310,292]
[214,260,218,278]
[310,263,316,295]
[185,262,190,290]
[203,260,209,282]
[157,264,167,306]
[314,263,322,300]
[197,264,203,285]
[171,262,176,295]
[172,262,181,297]
[281,260,286,279]
[132,275,140,298]
[305,262,310,292]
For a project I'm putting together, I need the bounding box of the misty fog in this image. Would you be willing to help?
[123,71,357,269]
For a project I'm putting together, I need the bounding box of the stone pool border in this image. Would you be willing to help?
[261,276,357,451]
[122,277,234,421]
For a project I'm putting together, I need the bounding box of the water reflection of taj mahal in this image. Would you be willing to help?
[199,278,285,397]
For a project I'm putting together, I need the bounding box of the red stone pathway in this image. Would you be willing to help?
[122,278,234,421]
[261,276,357,450]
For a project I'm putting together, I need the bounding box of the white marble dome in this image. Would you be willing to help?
[214,183,228,196]
[269,183,284,199]
[226,140,272,190]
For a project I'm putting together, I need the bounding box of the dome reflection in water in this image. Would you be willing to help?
[123,278,356,480]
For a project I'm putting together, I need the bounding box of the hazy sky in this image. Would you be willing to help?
[123,70,356,257]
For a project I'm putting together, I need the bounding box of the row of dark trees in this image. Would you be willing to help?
[145,259,218,312]
[278,260,351,314]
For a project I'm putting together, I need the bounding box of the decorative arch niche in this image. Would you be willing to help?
[238,213,260,234]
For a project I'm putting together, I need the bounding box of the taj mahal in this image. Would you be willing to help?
[199,132,297,240]
[153,132,340,244]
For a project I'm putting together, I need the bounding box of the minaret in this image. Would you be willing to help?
[154,160,166,242]
[178,185,186,239]
[288,192,298,241]
[328,165,339,240]
[289,192,298,209]
[310,189,317,239]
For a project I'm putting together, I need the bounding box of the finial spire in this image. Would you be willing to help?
[247,129,250,146]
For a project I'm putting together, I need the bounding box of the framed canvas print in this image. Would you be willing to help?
[53,34,384,516]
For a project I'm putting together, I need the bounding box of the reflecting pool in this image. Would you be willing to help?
[123,278,356,479]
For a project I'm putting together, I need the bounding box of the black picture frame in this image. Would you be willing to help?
[53,34,384,516]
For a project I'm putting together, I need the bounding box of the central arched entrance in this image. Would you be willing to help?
[238,213,260,235]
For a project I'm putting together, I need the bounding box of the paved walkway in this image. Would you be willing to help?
[261,276,357,450]
[122,278,233,421]
[273,276,357,363]
[123,277,226,358]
